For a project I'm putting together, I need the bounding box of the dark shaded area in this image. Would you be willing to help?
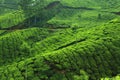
[111,12,120,15]
[0,31,10,36]
[45,1,61,9]
[63,6,94,10]
[0,5,18,9]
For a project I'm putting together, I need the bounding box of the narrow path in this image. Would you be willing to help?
[55,38,87,50]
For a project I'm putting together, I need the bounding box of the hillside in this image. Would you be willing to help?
[0,0,120,80]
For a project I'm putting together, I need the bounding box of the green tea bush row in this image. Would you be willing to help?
[0,10,25,29]
[0,28,51,66]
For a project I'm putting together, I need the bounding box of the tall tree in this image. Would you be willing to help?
[19,0,46,17]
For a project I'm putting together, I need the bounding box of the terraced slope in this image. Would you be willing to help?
[0,18,120,80]
[1,0,119,30]
[0,0,120,80]
[45,0,120,29]
[0,27,58,66]
[0,10,25,29]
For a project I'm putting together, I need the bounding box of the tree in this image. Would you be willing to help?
[18,0,45,17]
[18,0,32,15]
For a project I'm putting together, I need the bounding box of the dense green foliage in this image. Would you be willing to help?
[0,0,120,80]
[0,20,120,80]
[0,10,25,28]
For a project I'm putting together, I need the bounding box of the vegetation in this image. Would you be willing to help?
[0,10,25,28]
[0,0,120,80]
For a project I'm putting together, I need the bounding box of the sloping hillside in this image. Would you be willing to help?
[0,18,120,80]
[0,0,120,80]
